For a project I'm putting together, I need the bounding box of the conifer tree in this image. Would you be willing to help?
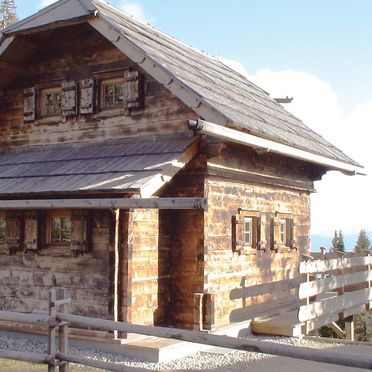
[0,0,18,30]
[354,229,371,254]
[332,229,345,252]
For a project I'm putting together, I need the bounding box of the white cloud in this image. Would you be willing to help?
[219,59,372,236]
[117,0,154,23]
[40,0,56,7]
[217,56,250,77]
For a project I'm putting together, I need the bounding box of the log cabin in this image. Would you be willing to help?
[0,0,366,338]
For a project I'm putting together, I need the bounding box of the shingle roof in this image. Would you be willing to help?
[0,135,197,197]
[0,0,362,171]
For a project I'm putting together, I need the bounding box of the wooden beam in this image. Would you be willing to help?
[299,256,372,274]
[56,312,372,370]
[0,197,208,211]
[329,322,346,339]
[0,350,52,364]
[0,36,15,57]
[299,270,372,299]
[189,119,365,175]
[298,288,372,322]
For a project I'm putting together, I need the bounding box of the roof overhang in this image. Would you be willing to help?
[189,120,365,175]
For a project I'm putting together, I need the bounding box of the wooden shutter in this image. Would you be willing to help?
[24,211,41,251]
[290,218,297,249]
[5,213,22,253]
[61,81,77,117]
[24,87,36,122]
[273,216,282,250]
[257,215,267,250]
[124,70,141,109]
[79,79,96,114]
[252,217,259,249]
[232,214,244,252]
[71,211,91,252]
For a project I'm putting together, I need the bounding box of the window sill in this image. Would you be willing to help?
[34,116,63,126]
[95,107,130,118]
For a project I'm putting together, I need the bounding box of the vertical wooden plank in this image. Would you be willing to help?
[202,293,215,331]
[48,289,56,372]
[24,211,39,251]
[58,288,69,372]
[5,213,22,253]
[193,293,203,331]
[345,316,355,341]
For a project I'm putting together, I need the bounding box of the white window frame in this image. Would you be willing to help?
[243,217,253,246]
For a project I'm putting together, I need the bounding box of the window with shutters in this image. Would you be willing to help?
[271,212,297,252]
[46,211,71,244]
[232,210,266,254]
[41,87,62,117]
[100,78,125,109]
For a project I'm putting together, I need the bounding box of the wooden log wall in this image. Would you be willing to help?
[0,210,114,322]
[0,23,196,149]
[204,143,313,326]
[120,208,162,326]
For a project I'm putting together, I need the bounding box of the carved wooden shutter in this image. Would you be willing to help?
[71,211,91,252]
[258,215,267,250]
[290,218,297,249]
[252,217,259,249]
[5,213,22,252]
[273,216,282,250]
[24,87,36,122]
[61,81,77,117]
[124,70,141,109]
[232,214,244,252]
[24,211,41,251]
[79,79,96,114]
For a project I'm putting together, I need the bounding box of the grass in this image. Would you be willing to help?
[0,359,103,372]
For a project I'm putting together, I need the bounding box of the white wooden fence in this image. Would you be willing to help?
[298,253,372,333]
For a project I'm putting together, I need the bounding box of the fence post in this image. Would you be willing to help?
[48,289,57,372]
[58,288,70,372]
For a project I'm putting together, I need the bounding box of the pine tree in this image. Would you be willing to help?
[0,0,18,30]
[332,229,345,252]
[354,229,371,254]
[337,230,345,252]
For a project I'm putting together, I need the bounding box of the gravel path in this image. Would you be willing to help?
[1,333,371,371]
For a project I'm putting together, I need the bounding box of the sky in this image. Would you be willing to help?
[15,0,372,237]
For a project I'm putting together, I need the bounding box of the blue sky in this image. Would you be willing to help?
[14,0,372,237]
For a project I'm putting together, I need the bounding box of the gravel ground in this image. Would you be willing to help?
[0,333,371,371]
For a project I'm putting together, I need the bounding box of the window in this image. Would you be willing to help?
[244,217,253,245]
[280,219,287,245]
[232,210,266,253]
[42,87,62,116]
[100,78,125,109]
[47,211,71,244]
[271,213,296,251]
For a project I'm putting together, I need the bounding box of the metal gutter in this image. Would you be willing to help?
[189,119,365,176]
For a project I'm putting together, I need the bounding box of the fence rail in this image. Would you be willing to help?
[298,252,372,327]
[1,288,372,370]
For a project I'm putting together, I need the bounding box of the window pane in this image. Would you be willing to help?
[105,84,114,96]
[105,95,114,107]
[115,83,124,95]
[244,218,252,244]
[51,229,60,242]
[115,94,124,105]
[52,217,61,229]
[61,217,71,230]
[61,230,71,242]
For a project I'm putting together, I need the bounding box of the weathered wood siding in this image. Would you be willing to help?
[204,143,312,326]
[120,208,162,326]
[0,23,195,149]
[158,158,206,329]
[0,210,114,319]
